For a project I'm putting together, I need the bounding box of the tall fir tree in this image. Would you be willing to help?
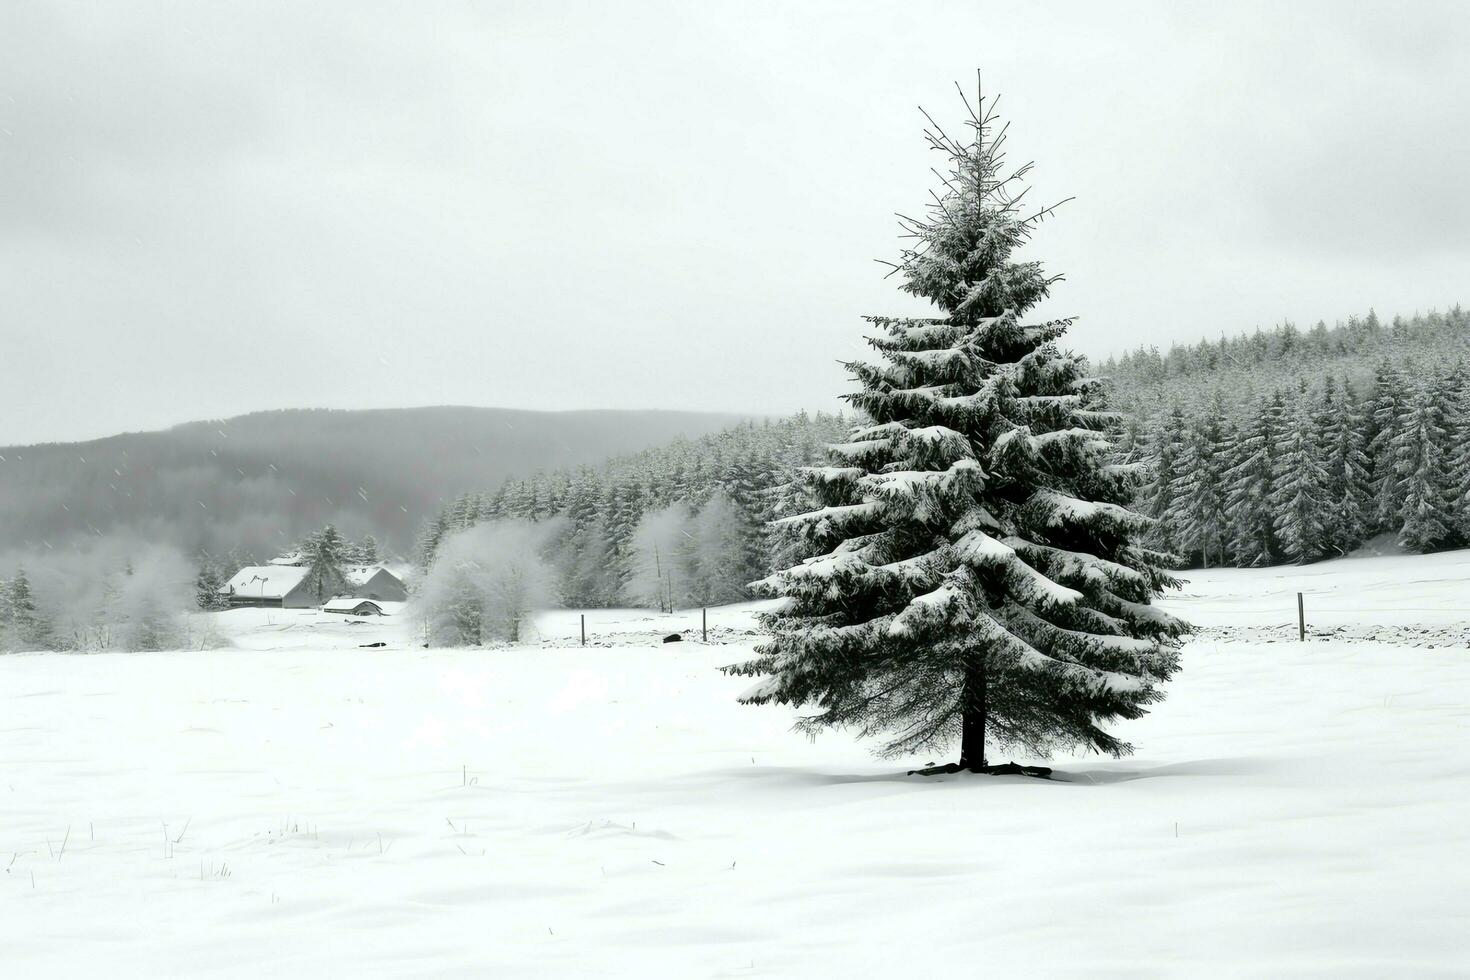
[1440,361,1470,543]
[1225,391,1287,566]
[4,569,56,651]
[1393,381,1455,552]
[1318,376,1371,555]
[604,481,647,596]
[560,469,617,607]
[194,555,230,611]
[727,81,1186,771]
[1139,407,1187,558]
[1366,361,1406,534]
[416,512,451,568]
[1173,400,1230,568]
[1270,385,1332,562]
[302,524,348,603]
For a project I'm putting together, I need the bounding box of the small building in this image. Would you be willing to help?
[220,565,324,608]
[323,598,387,617]
[220,563,403,609]
[343,565,409,602]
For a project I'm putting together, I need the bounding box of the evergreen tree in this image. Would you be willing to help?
[430,561,484,646]
[301,524,348,603]
[1366,362,1406,533]
[5,569,56,651]
[1440,362,1470,543]
[727,83,1185,770]
[604,481,647,598]
[1174,401,1230,568]
[1393,381,1455,552]
[1225,392,1286,566]
[0,574,11,650]
[194,556,230,611]
[1319,377,1371,555]
[1139,408,1186,557]
[559,470,618,607]
[1270,386,1332,562]
[417,512,451,568]
[687,491,752,606]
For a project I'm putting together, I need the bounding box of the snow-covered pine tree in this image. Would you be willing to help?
[1393,379,1455,552]
[1173,400,1230,568]
[1139,407,1186,557]
[559,469,618,607]
[416,511,451,568]
[1225,391,1286,566]
[1366,361,1406,534]
[481,485,509,523]
[194,555,230,611]
[0,574,11,651]
[1270,385,1332,562]
[432,561,485,646]
[727,80,1187,771]
[604,480,647,601]
[5,569,56,652]
[1318,376,1371,555]
[724,449,777,589]
[301,524,348,602]
[1440,361,1470,543]
[687,491,751,606]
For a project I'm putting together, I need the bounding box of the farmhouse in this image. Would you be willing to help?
[220,563,407,609]
[220,565,323,608]
[343,565,409,602]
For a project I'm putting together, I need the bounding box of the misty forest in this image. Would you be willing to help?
[9,311,1470,651]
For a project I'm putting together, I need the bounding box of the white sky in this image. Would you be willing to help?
[3,1,1468,444]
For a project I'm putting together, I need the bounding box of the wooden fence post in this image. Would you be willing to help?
[702,607,707,643]
[580,614,586,647]
[1297,593,1305,642]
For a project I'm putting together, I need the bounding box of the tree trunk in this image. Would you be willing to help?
[959,658,987,771]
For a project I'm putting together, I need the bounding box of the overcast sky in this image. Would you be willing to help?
[3,1,1468,444]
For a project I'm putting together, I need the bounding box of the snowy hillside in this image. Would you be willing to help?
[0,406,751,555]
[4,552,1469,975]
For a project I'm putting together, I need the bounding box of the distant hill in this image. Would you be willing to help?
[0,407,751,557]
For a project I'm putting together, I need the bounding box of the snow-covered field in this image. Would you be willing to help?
[4,551,1470,976]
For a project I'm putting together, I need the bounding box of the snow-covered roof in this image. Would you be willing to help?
[269,552,306,566]
[323,597,385,613]
[343,564,402,586]
[222,565,311,598]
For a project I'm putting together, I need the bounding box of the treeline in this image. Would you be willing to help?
[415,413,849,612]
[0,525,391,652]
[0,543,208,653]
[1103,306,1470,419]
[1133,361,1470,567]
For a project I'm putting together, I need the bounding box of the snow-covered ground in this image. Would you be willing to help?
[4,552,1469,976]
[1158,544,1470,645]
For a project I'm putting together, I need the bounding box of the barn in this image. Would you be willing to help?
[342,565,409,602]
[220,566,323,608]
[219,563,405,609]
